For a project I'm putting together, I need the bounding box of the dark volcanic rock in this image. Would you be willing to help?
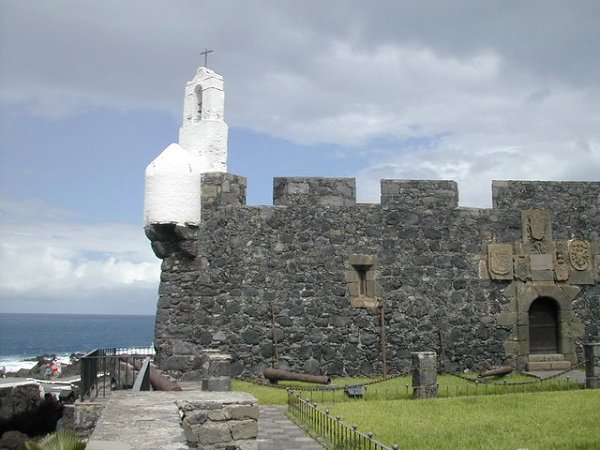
[148,176,600,377]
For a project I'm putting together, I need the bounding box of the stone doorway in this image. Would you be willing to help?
[529,296,559,354]
[499,281,582,370]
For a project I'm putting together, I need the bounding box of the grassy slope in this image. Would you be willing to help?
[325,390,600,450]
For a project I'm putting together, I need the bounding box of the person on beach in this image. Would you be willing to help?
[1,366,6,378]
[51,360,58,377]
[44,363,52,379]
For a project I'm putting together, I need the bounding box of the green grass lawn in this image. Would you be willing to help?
[324,390,600,450]
[233,374,581,405]
[231,376,386,405]
[232,379,290,405]
[233,375,597,449]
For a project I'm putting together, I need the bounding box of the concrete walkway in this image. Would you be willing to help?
[86,391,188,450]
[523,368,586,384]
[85,391,324,449]
[258,406,324,450]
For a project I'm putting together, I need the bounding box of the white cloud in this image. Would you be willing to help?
[0,195,160,313]
[356,136,600,207]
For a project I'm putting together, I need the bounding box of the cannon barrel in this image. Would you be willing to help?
[263,368,331,385]
[478,365,513,379]
[120,357,182,391]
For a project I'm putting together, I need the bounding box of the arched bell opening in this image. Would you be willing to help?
[195,84,203,121]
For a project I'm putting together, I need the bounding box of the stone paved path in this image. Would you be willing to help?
[86,391,188,450]
[85,391,324,450]
[523,368,586,384]
[258,406,324,450]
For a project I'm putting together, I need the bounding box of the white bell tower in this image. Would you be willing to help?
[144,64,229,227]
[178,67,228,173]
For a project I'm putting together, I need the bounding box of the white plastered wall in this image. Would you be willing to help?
[144,143,201,226]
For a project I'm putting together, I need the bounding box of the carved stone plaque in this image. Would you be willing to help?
[522,210,552,253]
[530,254,553,270]
[554,241,570,282]
[530,253,554,281]
[513,254,530,282]
[481,209,598,286]
[488,244,513,280]
[569,239,591,271]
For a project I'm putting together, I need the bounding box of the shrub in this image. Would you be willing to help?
[25,429,85,450]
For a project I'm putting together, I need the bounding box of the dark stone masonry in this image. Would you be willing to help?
[146,175,600,378]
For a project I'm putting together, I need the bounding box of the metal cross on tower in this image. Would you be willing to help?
[200,48,213,67]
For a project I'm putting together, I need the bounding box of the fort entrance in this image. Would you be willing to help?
[529,297,559,354]
[485,210,597,370]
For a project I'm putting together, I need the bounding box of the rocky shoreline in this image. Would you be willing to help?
[4,354,82,381]
[1,354,82,450]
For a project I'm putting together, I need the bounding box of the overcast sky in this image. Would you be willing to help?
[1,1,599,315]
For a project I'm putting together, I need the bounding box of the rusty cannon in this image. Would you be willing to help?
[478,365,513,379]
[119,357,182,391]
[263,368,332,385]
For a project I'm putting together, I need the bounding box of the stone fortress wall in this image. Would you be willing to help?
[146,175,600,378]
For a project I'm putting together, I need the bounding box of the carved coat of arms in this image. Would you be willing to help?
[528,215,547,241]
[514,255,530,281]
[488,244,513,280]
[554,247,570,281]
[522,210,550,238]
[569,239,591,271]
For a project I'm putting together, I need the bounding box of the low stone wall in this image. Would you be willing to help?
[177,392,258,449]
[62,401,106,439]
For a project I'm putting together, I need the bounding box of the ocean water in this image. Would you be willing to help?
[0,313,155,372]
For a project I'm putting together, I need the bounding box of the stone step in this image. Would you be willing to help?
[527,360,571,371]
[528,354,565,362]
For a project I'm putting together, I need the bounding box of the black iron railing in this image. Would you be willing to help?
[80,348,102,400]
[288,390,399,450]
[79,347,155,401]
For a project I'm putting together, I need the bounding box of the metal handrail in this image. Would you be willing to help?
[79,347,155,401]
[132,357,151,392]
[288,390,399,450]
[80,348,102,401]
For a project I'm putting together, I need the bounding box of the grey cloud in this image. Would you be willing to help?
[1,0,599,206]
[1,0,599,315]
[3,1,599,115]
